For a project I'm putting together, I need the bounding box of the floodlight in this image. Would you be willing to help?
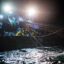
[26,7,36,17]
[3,4,13,14]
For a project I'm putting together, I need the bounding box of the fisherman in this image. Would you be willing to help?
[16,28,25,36]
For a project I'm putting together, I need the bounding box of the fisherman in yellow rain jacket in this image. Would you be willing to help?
[16,27,38,37]
[16,28,25,36]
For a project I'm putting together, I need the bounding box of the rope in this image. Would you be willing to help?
[35,28,64,38]
[31,28,64,47]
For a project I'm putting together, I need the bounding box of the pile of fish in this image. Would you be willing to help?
[0,47,64,64]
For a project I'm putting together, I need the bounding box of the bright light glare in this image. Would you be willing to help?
[0,15,4,19]
[27,20,32,23]
[18,17,24,21]
[27,7,36,17]
[3,4,13,14]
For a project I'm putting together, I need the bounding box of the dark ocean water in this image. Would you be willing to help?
[0,47,64,64]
